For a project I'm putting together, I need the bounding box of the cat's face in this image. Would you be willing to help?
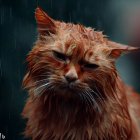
[24,8,138,101]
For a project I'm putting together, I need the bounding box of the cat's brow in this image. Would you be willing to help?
[66,44,77,56]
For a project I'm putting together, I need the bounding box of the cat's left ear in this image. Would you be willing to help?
[107,41,140,59]
[35,7,57,35]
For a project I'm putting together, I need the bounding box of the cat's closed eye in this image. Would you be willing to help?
[83,63,99,70]
[53,51,68,61]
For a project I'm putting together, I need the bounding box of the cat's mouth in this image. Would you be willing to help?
[54,83,83,99]
[59,82,79,92]
[48,78,81,94]
[66,82,76,89]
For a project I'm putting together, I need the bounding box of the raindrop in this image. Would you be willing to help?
[51,0,53,9]
[0,7,4,25]
[9,111,11,120]
[14,39,17,49]
[9,7,12,21]
[0,59,2,76]
[69,13,71,22]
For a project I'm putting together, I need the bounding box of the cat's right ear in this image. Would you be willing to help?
[35,7,57,35]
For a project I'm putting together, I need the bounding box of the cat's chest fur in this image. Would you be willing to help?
[22,91,134,140]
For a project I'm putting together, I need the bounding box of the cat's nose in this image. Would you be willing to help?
[65,66,78,83]
[65,75,78,83]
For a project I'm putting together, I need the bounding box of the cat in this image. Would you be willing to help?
[22,7,140,140]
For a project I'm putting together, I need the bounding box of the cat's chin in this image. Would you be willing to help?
[53,84,81,99]
[58,86,78,94]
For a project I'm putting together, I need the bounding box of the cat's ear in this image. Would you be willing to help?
[35,7,57,35]
[107,41,140,59]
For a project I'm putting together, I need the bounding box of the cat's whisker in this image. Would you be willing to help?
[32,75,48,78]
[29,75,62,88]
[39,84,55,96]
[74,85,102,106]
[34,82,52,95]
[82,91,91,110]
[25,78,49,88]
[32,72,52,78]
[35,85,47,96]
[34,79,48,84]
[86,87,104,103]
[83,90,94,107]
[85,91,95,106]
[94,85,106,103]
[84,91,97,112]
[31,64,49,73]
[32,63,54,72]
[34,86,48,96]
[84,90,101,113]
[47,77,64,83]
[85,92,94,107]
[78,83,104,104]
[77,92,84,103]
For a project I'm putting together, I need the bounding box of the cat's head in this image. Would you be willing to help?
[23,7,139,104]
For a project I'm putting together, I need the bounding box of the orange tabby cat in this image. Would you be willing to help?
[22,7,140,140]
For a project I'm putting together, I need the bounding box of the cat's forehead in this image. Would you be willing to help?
[58,23,106,44]
[52,23,108,55]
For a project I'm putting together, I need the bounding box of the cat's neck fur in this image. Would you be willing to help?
[22,77,135,140]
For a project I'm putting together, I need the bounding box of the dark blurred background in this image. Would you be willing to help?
[0,0,140,139]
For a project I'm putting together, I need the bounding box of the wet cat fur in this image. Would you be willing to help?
[22,7,140,140]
